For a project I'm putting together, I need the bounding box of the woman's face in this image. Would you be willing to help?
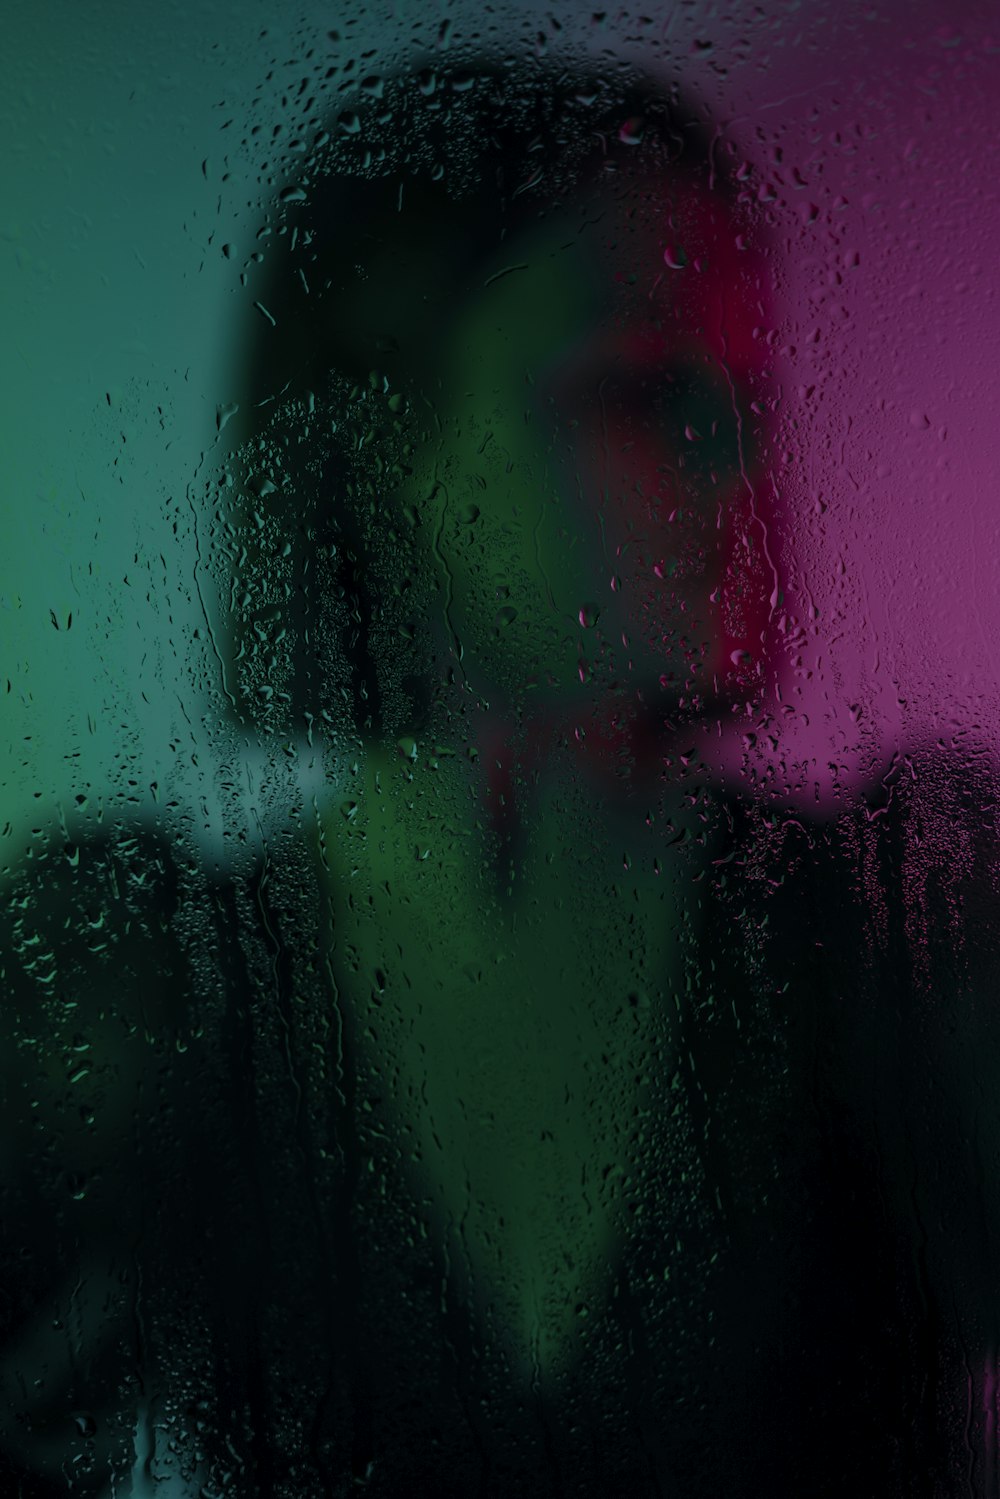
[384,166,763,770]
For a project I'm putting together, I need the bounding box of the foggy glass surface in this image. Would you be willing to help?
[4,5,1000,1496]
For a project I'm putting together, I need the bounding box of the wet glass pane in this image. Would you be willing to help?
[3,5,1000,1495]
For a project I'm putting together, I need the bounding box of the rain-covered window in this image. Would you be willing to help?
[3,6,1000,1495]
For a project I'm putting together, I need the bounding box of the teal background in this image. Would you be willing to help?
[0,1,263,851]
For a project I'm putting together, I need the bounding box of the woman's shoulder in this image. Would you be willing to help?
[0,819,264,1069]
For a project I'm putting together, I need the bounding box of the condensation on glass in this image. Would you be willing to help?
[2,11,1000,1498]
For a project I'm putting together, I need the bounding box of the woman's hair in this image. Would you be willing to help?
[209,57,754,739]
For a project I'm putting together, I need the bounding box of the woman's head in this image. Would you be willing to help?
[217,56,774,776]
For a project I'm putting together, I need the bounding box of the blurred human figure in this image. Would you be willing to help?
[2,47,997,1499]
[223,55,774,1388]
